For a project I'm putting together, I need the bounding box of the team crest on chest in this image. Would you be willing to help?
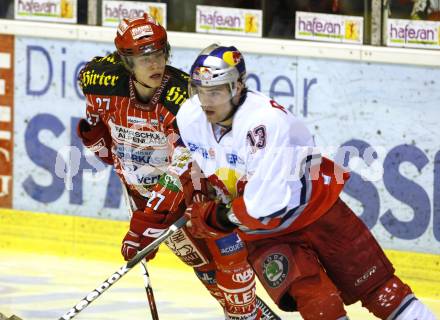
[262,253,289,288]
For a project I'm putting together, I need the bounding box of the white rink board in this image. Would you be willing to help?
[13,36,440,253]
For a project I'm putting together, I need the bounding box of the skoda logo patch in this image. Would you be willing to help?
[262,253,288,288]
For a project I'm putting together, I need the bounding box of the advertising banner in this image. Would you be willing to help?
[11,36,440,253]
[294,58,440,254]
[0,35,14,209]
[386,18,440,49]
[295,11,363,44]
[102,1,166,28]
[14,0,77,24]
[196,5,262,37]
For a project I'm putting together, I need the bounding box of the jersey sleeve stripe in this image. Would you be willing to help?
[231,197,280,230]
[260,206,288,220]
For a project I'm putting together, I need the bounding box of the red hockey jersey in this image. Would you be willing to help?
[79,52,189,200]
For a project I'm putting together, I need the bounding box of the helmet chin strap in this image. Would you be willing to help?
[216,88,248,126]
[133,76,153,89]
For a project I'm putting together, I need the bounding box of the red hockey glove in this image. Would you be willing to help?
[121,208,182,261]
[77,119,113,165]
[121,230,156,262]
[185,201,236,239]
[121,171,189,261]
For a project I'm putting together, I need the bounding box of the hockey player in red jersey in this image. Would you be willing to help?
[77,15,272,320]
[177,44,437,320]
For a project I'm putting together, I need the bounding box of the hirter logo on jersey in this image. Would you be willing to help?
[80,69,120,88]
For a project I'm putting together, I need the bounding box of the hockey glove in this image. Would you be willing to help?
[77,119,113,165]
[121,208,183,261]
[185,201,237,239]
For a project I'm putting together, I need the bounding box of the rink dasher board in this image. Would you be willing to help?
[1,208,439,300]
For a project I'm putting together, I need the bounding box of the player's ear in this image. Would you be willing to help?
[236,80,245,95]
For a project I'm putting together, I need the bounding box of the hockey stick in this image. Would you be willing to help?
[140,260,159,320]
[121,183,160,320]
[58,215,187,320]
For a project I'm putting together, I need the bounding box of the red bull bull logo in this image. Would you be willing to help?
[223,51,242,67]
[193,67,213,81]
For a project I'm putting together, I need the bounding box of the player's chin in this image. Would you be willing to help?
[204,111,217,122]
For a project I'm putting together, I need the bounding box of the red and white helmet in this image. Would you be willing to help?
[114,13,169,58]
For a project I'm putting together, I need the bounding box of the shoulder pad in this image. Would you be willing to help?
[78,52,129,96]
[161,66,190,115]
[166,65,190,84]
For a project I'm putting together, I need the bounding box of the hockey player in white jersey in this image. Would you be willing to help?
[177,44,437,320]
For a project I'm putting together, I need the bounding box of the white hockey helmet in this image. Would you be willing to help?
[190,44,246,96]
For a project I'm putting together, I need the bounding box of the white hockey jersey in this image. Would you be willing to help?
[176,90,349,240]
